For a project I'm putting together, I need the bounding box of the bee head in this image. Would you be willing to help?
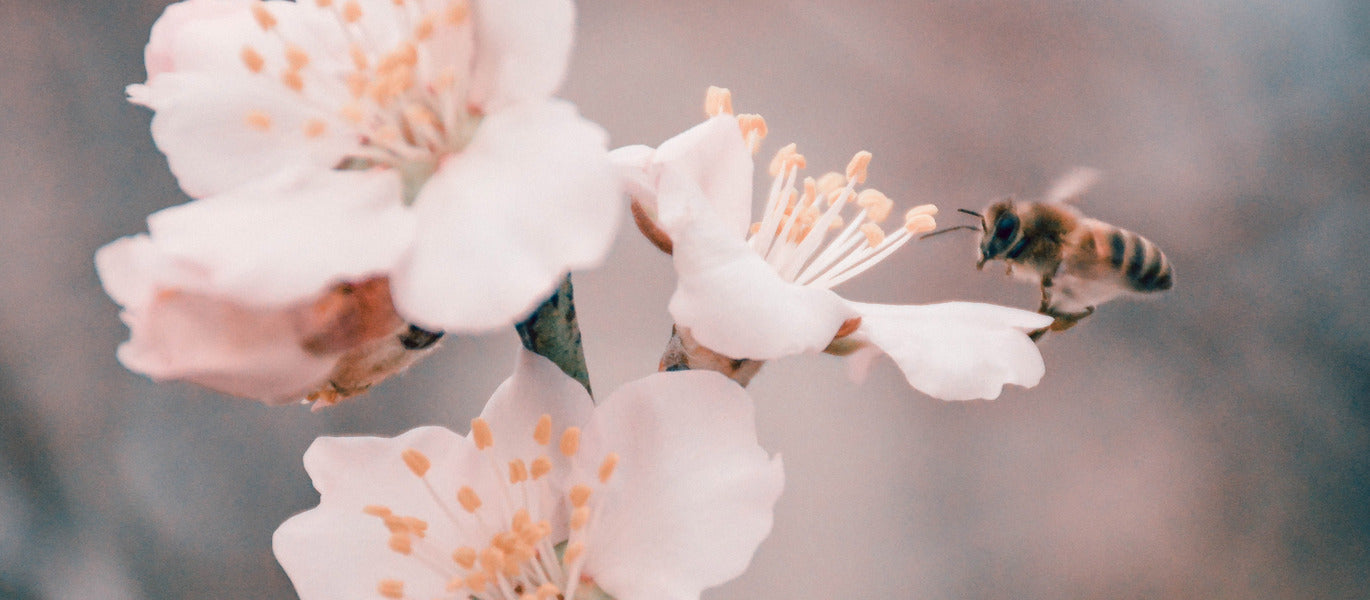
[978,198,1024,267]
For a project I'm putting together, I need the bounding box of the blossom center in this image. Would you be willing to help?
[364,415,619,600]
[241,0,480,186]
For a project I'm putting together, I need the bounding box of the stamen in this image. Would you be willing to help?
[446,576,465,592]
[598,453,619,483]
[415,14,437,40]
[480,547,506,573]
[533,414,552,445]
[457,486,482,512]
[402,448,431,477]
[738,113,767,152]
[251,3,277,30]
[816,172,846,197]
[389,533,413,554]
[508,458,528,484]
[471,418,494,450]
[349,44,369,71]
[281,70,304,92]
[908,203,938,217]
[446,0,470,24]
[303,118,327,138]
[568,484,592,508]
[245,110,272,131]
[861,223,886,247]
[284,44,310,70]
[452,546,477,569]
[768,143,806,177]
[559,427,580,457]
[511,508,531,531]
[905,213,937,235]
[856,189,893,223]
[846,151,872,184]
[467,572,488,593]
[530,456,551,480]
[705,86,733,117]
[537,583,561,600]
[240,46,265,73]
[342,0,363,23]
[570,506,590,531]
[316,0,333,6]
[377,579,404,599]
[363,505,393,517]
[563,542,584,564]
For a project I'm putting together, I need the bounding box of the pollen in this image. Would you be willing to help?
[768,143,806,176]
[846,151,873,184]
[452,546,477,569]
[401,448,431,477]
[534,414,552,445]
[816,171,846,196]
[303,118,327,138]
[530,456,552,480]
[598,452,619,483]
[240,46,265,73]
[471,418,494,450]
[738,113,767,152]
[251,3,277,30]
[569,484,592,508]
[857,189,893,223]
[559,427,580,457]
[904,212,937,235]
[861,223,886,247]
[245,110,272,131]
[457,486,482,512]
[377,579,404,599]
[705,86,733,117]
[342,0,363,23]
[480,547,506,573]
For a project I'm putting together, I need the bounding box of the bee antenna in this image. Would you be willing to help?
[920,225,980,240]
[956,208,983,218]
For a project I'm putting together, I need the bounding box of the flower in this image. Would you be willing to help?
[123,0,621,333]
[611,88,1052,400]
[273,350,785,600]
[95,174,446,405]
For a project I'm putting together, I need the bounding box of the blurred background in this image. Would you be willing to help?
[2,0,1368,598]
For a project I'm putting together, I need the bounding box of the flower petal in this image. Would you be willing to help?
[467,0,574,111]
[146,169,414,307]
[142,0,256,82]
[275,427,492,600]
[479,349,595,461]
[663,169,855,360]
[577,371,784,600]
[847,301,1054,401]
[391,100,621,332]
[650,115,754,240]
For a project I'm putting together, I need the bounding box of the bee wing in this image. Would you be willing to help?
[1044,167,1102,204]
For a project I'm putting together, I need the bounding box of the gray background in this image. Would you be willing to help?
[3,1,1368,598]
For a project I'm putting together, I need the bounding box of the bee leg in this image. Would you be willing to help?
[1048,306,1095,332]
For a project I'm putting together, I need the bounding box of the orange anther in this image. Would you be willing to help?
[457,486,481,513]
[598,453,619,483]
[534,414,552,445]
[559,427,580,457]
[569,484,592,508]
[471,418,494,450]
[240,46,265,73]
[401,448,430,477]
[377,579,404,599]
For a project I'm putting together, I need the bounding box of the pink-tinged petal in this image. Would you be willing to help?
[143,0,255,81]
[651,115,755,240]
[145,72,360,198]
[276,428,492,600]
[576,371,784,600]
[467,0,574,111]
[96,236,170,309]
[609,144,658,209]
[392,100,621,332]
[479,349,595,462]
[847,301,1053,401]
[663,170,855,360]
[114,289,336,404]
[146,169,414,307]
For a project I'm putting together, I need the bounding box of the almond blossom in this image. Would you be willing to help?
[612,88,1052,400]
[273,350,784,600]
[124,0,621,334]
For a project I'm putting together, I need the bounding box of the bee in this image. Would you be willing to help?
[925,168,1174,340]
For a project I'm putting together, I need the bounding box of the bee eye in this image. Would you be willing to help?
[994,213,1018,237]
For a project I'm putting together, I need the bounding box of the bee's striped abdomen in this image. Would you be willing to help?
[1107,228,1172,292]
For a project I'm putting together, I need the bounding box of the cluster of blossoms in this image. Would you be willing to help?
[96,1,1055,598]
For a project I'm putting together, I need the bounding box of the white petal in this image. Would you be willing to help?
[577,371,784,600]
[391,100,621,332]
[142,0,256,82]
[114,289,336,404]
[146,169,414,307]
[276,427,493,600]
[848,301,1053,401]
[467,0,574,111]
[608,144,658,210]
[479,349,595,459]
[651,115,754,240]
[144,71,359,198]
[663,170,855,360]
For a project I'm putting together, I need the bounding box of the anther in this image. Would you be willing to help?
[284,44,310,70]
[446,577,465,592]
[768,143,806,176]
[905,213,937,235]
[245,110,272,131]
[537,583,561,600]
[479,547,506,573]
[316,0,333,6]
[342,0,363,23]
[452,546,477,569]
[908,203,938,217]
[598,453,619,483]
[861,224,886,247]
[340,103,364,124]
[738,113,767,140]
[508,458,528,484]
[251,3,277,30]
[530,456,552,480]
[282,70,304,92]
[559,427,580,457]
[534,414,552,445]
[240,46,265,73]
[563,542,585,564]
[402,516,428,538]
[303,119,327,138]
[466,572,488,593]
[415,14,437,40]
[857,189,893,223]
[363,505,393,517]
[511,508,531,532]
[377,579,404,599]
[816,172,847,195]
[846,151,873,184]
[388,533,413,555]
[349,44,369,71]
[401,448,431,477]
[570,506,590,531]
[471,418,494,450]
[705,86,733,117]
[569,484,592,508]
[457,486,482,512]
[446,0,470,24]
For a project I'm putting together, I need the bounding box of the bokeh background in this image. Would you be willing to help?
[3,1,1368,598]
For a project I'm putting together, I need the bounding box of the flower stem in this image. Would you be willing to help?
[657,326,765,387]
[516,275,592,396]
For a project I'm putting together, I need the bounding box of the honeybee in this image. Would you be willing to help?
[927,168,1174,340]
